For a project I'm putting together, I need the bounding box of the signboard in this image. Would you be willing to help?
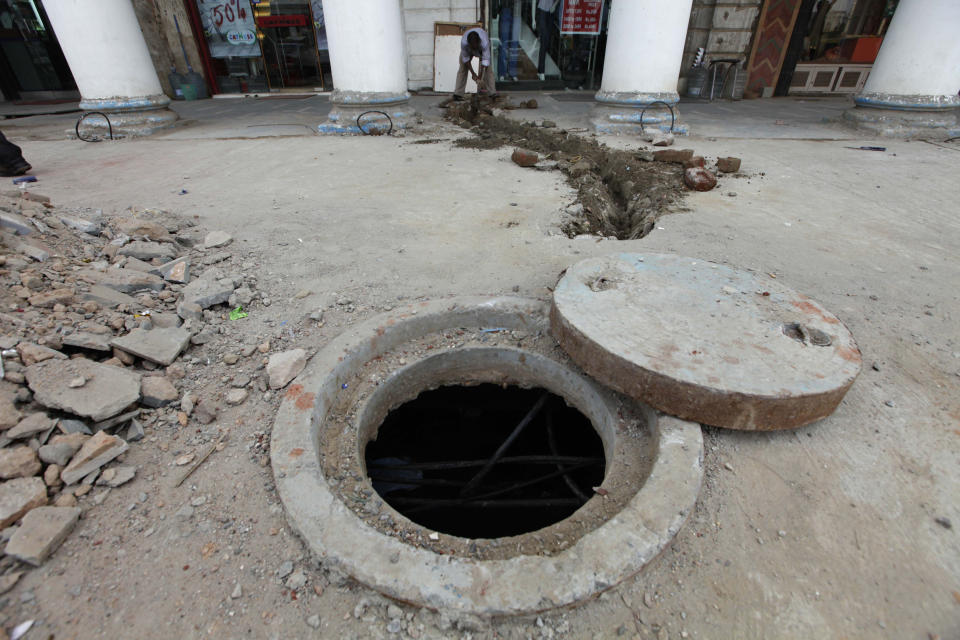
[256,14,308,28]
[196,0,261,58]
[560,0,604,35]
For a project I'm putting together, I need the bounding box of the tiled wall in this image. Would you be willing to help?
[683,0,762,79]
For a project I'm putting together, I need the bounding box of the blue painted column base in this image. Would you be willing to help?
[843,93,960,138]
[318,91,415,135]
[77,95,179,138]
[590,93,688,136]
[842,105,960,139]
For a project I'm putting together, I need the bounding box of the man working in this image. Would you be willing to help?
[454,27,497,100]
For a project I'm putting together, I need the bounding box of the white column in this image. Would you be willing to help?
[593,0,693,135]
[845,0,960,137]
[318,0,413,134]
[44,0,177,136]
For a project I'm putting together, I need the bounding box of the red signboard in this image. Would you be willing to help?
[560,0,604,35]
[256,14,308,28]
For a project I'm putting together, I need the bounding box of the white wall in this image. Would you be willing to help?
[402,0,480,90]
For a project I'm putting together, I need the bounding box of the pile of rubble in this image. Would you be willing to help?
[0,188,307,580]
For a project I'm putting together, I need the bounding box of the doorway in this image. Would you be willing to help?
[0,0,76,102]
[192,0,331,94]
[491,0,607,90]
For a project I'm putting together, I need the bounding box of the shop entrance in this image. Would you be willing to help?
[0,0,76,102]
[491,0,607,90]
[192,0,331,94]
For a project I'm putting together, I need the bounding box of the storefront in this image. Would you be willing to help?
[0,0,76,102]
[188,0,332,94]
[490,0,609,90]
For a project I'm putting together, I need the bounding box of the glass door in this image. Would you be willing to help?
[491,0,607,90]
[252,0,324,90]
[195,0,270,93]
[0,0,76,101]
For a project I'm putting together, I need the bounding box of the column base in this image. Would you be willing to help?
[76,95,178,138]
[843,103,960,139]
[590,92,687,135]
[318,91,414,135]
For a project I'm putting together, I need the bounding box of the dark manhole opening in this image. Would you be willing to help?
[365,384,605,539]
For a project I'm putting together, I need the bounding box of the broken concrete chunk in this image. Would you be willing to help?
[181,277,236,309]
[125,419,144,442]
[5,506,81,566]
[57,214,101,235]
[147,312,182,329]
[653,148,695,163]
[81,285,138,309]
[267,349,307,389]
[650,132,675,147]
[115,218,172,242]
[60,431,128,485]
[0,210,34,235]
[80,268,164,293]
[26,358,142,423]
[92,408,140,433]
[96,465,135,488]
[39,442,78,467]
[176,301,203,322]
[3,233,51,262]
[151,256,190,284]
[7,412,55,440]
[0,477,48,528]
[117,240,177,262]
[0,446,41,479]
[121,256,155,273]
[57,419,92,435]
[204,230,233,248]
[62,332,111,352]
[717,156,742,173]
[111,326,191,366]
[225,388,248,405]
[16,342,67,366]
[0,395,22,430]
[140,376,178,408]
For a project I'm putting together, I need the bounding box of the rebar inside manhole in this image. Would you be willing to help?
[365,384,605,539]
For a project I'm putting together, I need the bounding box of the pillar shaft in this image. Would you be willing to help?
[855,0,960,110]
[844,0,960,137]
[44,0,177,136]
[318,0,412,134]
[592,0,693,135]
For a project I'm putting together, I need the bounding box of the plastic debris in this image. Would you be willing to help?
[12,176,37,184]
[12,620,34,640]
[229,306,248,321]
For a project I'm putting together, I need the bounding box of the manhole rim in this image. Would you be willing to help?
[271,297,703,616]
[353,344,650,547]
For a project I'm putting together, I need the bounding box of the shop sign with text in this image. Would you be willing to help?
[560,0,604,35]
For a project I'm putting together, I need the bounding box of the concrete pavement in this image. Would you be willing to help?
[0,93,957,639]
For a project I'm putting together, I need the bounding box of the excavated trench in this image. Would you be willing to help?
[445,101,688,240]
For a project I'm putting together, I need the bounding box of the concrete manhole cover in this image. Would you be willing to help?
[551,254,862,430]
[271,297,702,615]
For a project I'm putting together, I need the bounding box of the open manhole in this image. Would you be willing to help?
[365,384,605,539]
[272,297,703,615]
[273,257,860,615]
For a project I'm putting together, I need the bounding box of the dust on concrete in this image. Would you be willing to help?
[445,100,688,240]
